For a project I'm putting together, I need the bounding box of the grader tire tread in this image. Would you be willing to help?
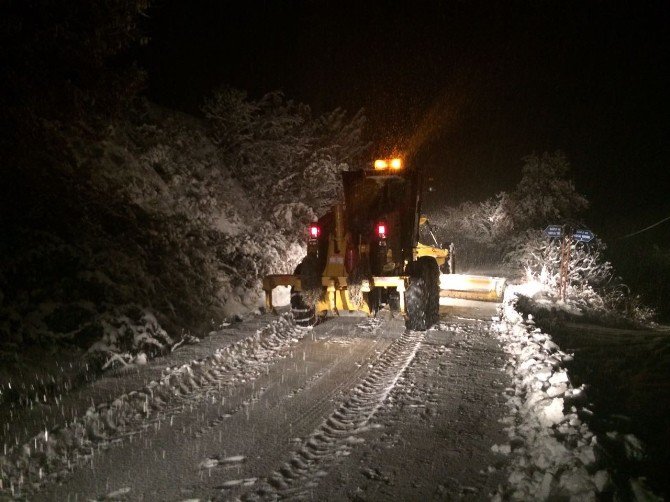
[290,291,317,327]
[405,276,427,331]
[290,259,319,328]
[422,256,440,329]
[405,256,440,331]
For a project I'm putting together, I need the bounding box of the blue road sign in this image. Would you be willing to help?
[573,229,595,242]
[544,225,563,238]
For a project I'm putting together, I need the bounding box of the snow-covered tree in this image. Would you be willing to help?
[510,152,588,229]
[430,151,588,268]
[506,230,654,321]
[1,89,368,370]
[203,88,368,229]
[506,230,613,292]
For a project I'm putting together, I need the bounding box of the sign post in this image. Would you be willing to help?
[559,231,572,302]
[545,225,595,302]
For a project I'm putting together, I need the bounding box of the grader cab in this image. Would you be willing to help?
[263,157,505,330]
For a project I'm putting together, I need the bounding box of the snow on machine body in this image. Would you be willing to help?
[263,157,505,330]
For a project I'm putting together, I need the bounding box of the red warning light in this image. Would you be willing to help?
[376,222,386,238]
[309,224,320,238]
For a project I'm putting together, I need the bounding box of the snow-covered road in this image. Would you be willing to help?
[6,290,640,501]
[35,317,398,500]
[3,303,518,500]
[308,312,511,501]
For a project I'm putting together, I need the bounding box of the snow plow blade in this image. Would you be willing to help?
[439,274,506,302]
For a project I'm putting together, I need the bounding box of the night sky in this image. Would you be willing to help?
[141,0,669,242]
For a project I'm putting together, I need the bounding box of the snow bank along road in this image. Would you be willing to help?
[2,303,515,501]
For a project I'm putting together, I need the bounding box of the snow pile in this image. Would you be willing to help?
[0,314,303,498]
[88,309,175,369]
[512,294,667,499]
[492,284,611,500]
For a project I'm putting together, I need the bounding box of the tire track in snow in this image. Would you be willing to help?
[208,319,388,485]
[235,328,424,501]
[306,317,511,501]
[181,321,377,445]
[36,318,392,501]
[266,317,388,447]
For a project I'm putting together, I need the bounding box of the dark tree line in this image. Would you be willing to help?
[1,0,147,146]
[0,2,367,371]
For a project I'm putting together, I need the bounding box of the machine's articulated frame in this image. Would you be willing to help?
[262,274,407,316]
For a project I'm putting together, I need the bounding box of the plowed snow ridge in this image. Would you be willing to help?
[0,314,304,498]
[493,286,623,500]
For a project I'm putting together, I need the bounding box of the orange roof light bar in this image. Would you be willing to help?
[374,159,388,170]
[373,158,403,171]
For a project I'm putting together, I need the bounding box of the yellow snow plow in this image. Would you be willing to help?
[263,157,506,330]
[439,274,507,302]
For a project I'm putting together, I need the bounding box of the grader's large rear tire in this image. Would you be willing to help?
[290,256,321,327]
[405,275,427,330]
[405,256,440,331]
[290,289,316,327]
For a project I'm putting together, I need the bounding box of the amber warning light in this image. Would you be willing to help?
[374,158,403,170]
[374,159,388,170]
